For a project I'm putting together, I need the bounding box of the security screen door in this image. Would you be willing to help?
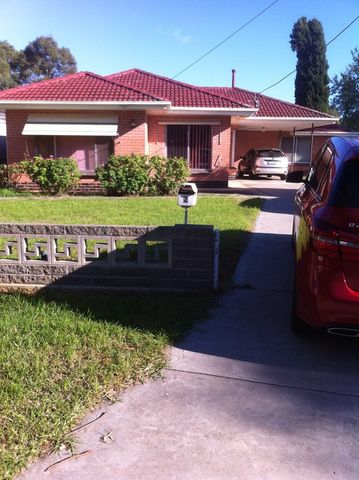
[167,125,212,170]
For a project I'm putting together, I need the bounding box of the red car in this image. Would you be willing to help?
[289,136,359,336]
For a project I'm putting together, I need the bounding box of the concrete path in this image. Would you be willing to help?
[20,179,359,480]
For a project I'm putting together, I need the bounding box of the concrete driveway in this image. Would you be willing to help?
[21,179,359,480]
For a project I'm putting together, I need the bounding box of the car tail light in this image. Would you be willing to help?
[338,238,359,260]
[309,224,339,258]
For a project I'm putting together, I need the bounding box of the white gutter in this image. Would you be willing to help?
[168,106,257,116]
[0,101,257,116]
[243,116,339,122]
[0,100,171,111]
[295,130,358,136]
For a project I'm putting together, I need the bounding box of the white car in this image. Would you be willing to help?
[238,148,288,180]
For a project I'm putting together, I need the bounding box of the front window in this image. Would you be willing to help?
[167,125,212,170]
[34,136,113,173]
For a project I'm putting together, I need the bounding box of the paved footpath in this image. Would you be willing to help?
[21,180,359,480]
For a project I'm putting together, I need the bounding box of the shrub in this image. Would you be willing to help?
[96,155,150,195]
[96,155,189,196]
[0,163,25,187]
[149,156,189,195]
[23,156,80,194]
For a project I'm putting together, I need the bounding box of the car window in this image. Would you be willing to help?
[329,159,359,208]
[317,147,335,199]
[307,145,333,193]
[258,150,284,158]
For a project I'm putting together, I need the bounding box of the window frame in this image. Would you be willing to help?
[166,124,212,172]
[33,135,114,175]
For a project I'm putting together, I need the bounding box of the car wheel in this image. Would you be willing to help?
[280,174,287,180]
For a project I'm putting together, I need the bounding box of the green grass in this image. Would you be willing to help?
[0,195,261,283]
[0,194,262,479]
[0,187,32,197]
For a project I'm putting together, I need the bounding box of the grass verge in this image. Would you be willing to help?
[0,194,261,479]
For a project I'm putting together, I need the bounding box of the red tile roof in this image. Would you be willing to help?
[0,68,335,120]
[106,69,250,109]
[0,71,163,102]
[201,87,333,119]
[298,124,354,134]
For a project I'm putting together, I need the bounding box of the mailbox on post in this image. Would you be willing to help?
[177,182,198,224]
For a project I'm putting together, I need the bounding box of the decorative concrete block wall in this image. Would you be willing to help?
[0,223,219,292]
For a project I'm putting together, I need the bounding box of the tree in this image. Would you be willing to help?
[0,41,23,90]
[0,36,77,89]
[290,17,329,112]
[21,36,77,83]
[331,49,359,130]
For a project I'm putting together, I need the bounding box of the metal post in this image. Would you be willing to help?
[292,127,296,171]
[310,122,314,165]
[184,208,189,225]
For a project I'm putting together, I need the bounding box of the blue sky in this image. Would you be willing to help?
[1,0,358,102]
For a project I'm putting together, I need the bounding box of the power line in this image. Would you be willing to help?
[172,0,280,79]
[259,15,359,95]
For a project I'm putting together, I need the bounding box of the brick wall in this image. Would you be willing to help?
[6,111,35,163]
[234,130,285,162]
[115,111,147,155]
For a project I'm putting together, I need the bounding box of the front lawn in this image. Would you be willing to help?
[0,194,261,479]
[0,195,260,282]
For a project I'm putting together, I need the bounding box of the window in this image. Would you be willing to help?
[167,125,212,170]
[257,149,284,158]
[34,136,113,172]
[307,145,333,193]
[330,160,359,208]
[281,136,311,163]
[35,136,55,157]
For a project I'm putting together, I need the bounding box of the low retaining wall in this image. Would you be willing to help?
[0,223,219,292]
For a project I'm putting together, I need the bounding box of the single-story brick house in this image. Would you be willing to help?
[0,68,339,188]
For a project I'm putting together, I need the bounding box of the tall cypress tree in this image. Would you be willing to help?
[290,17,329,112]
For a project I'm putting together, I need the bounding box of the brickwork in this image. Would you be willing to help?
[6,111,35,163]
[234,130,285,162]
[0,223,218,292]
[115,111,147,155]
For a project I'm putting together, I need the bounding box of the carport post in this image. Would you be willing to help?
[310,123,314,164]
[292,127,296,168]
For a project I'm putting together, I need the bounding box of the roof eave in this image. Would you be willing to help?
[246,116,339,121]
[233,117,339,132]
[0,100,171,111]
[167,107,258,117]
[295,130,359,137]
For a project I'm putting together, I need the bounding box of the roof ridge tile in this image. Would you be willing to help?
[107,68,250,108]
[85,72,164,101]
